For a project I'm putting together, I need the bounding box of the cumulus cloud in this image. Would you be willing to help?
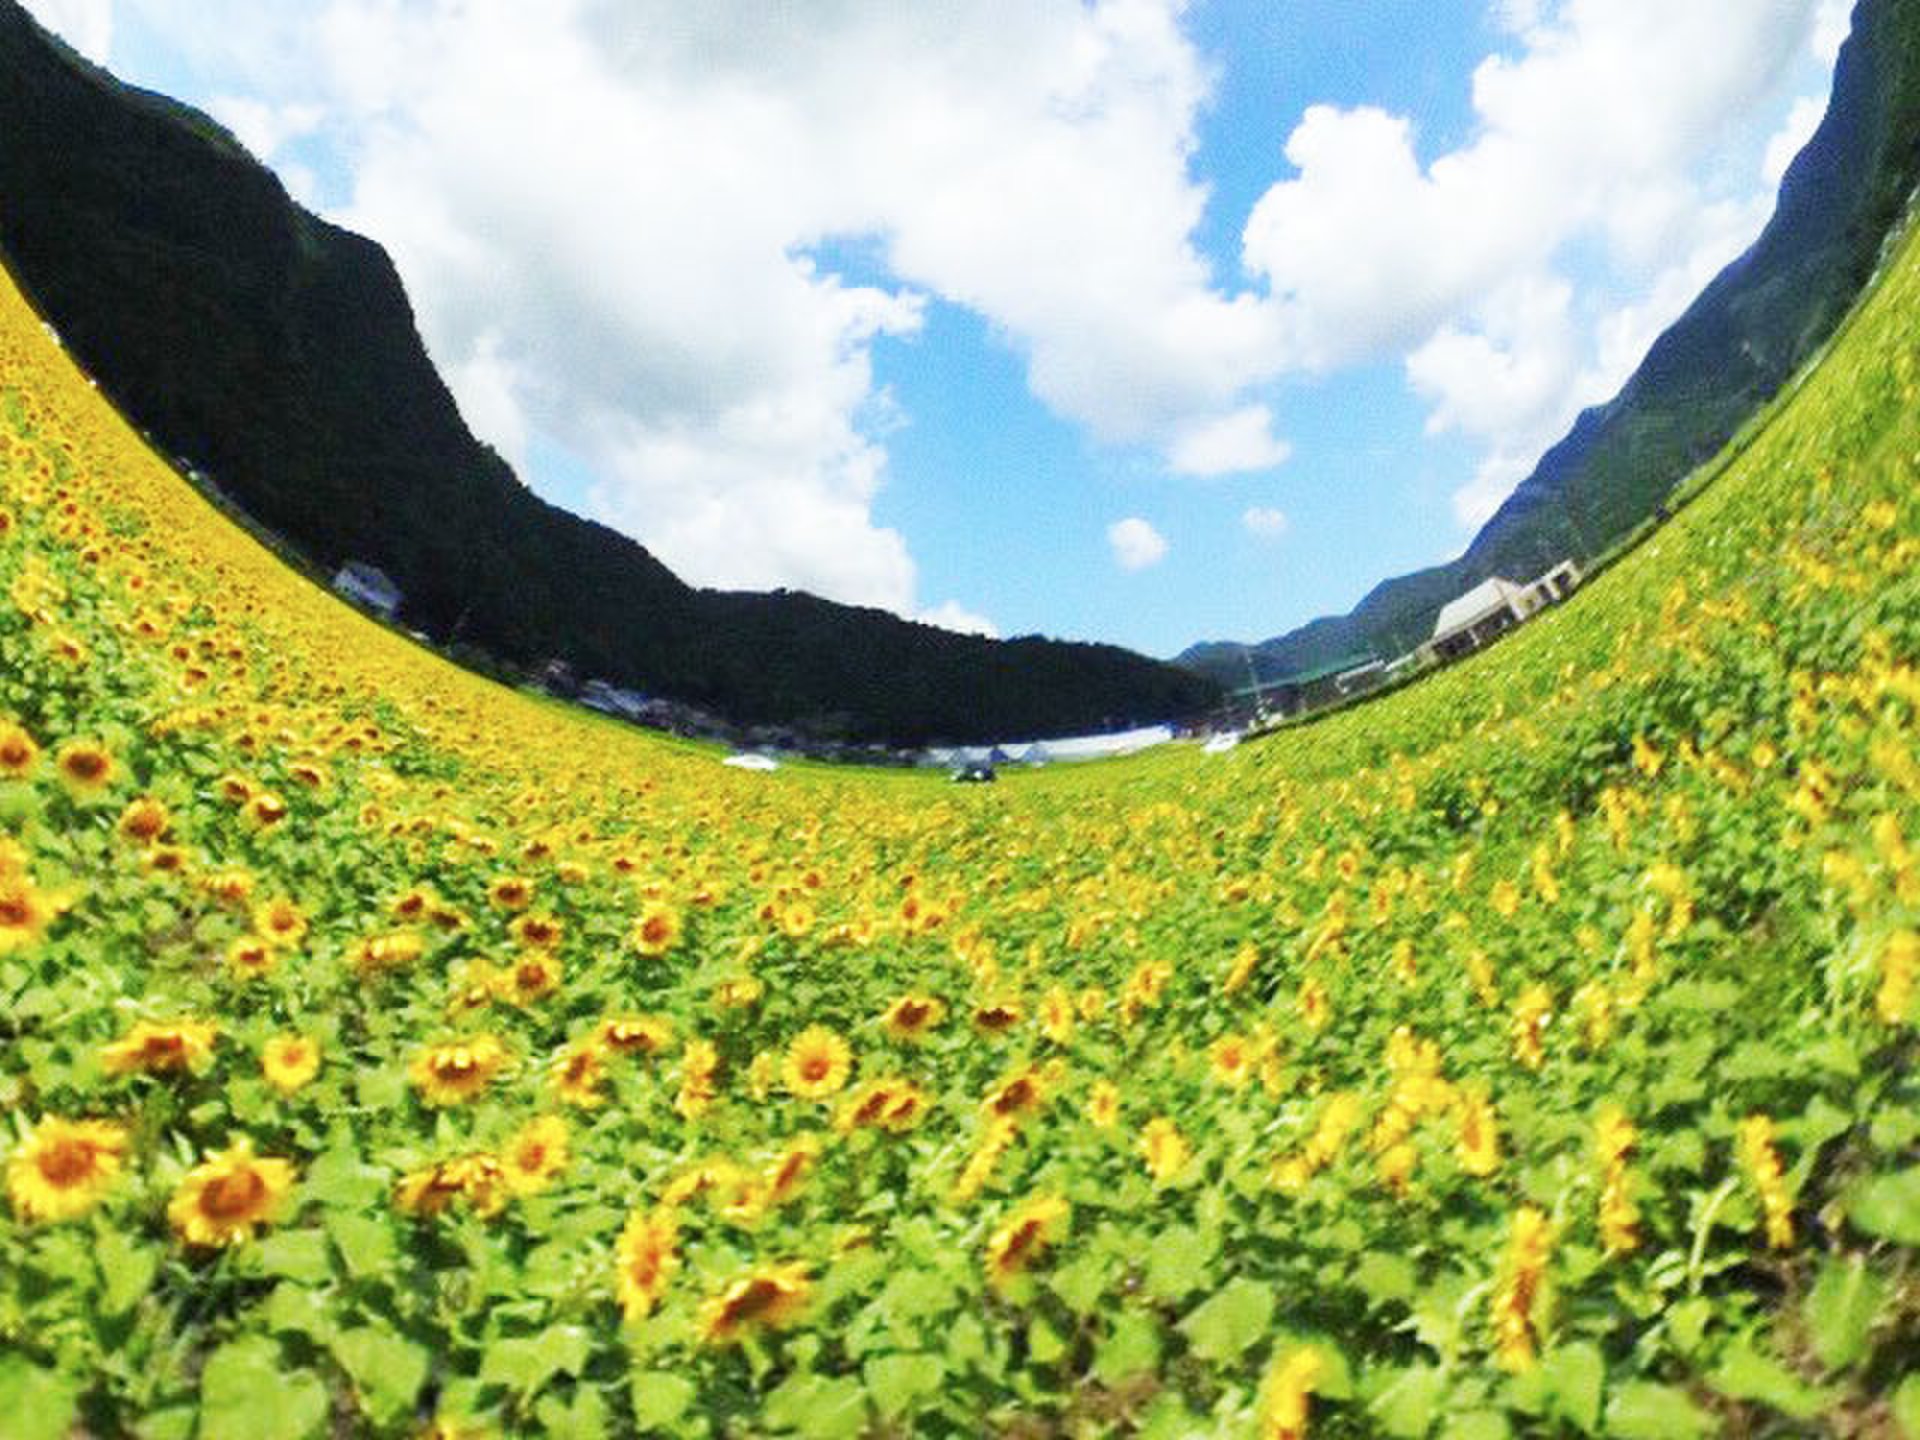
[1168,405,1292,477]
[1108,517,1169,572]
[21,0,111,61]
[1763,95,1826,186]
[917,600,1000,638]
[1242,506,1288,539]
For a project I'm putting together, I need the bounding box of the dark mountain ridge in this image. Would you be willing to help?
[1182,0,1920,687]
[0,1,1216,745]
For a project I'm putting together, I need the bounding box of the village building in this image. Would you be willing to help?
[1424,560,1582,663]
[331,561,403,619]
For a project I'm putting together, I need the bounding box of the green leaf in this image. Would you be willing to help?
[630,1371,697,1432]
[198,1336,327,1440]
[1804,1257,1886,1372]
[1050,1251,1108,1315]
[877,1268,952,1326]
[1370,1364,1446,1438]
[480,1325,592,1397]
[326,1211,397,1280]
[1440,1412,1510,1440]
[1094,1311,1161,1386]
[96,1229,159,1314]
[263,1283,329,1340]
[862,1353,943,1420]
[331,1324,429,1424]
[1354,1250,1417,1307]
[1178,1277,1273,1364]
[1893,1375,1920,1440]
[535,1386,609,1440]
[1848,1168,1920,1245]
[1028,1315,1067,1366]
[1541,1341,1605,1433]
[252,1228,332,1285]
[1605,1382,1713,1439]
[1666,1297,1713,1355]
[1709,1339,1833,1420]
[946,1313,994,1377]
[762,1373,866,1440]
[1143,1224,1211,1300]
[0,1355,79,1440]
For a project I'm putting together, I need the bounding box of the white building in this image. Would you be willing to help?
[332,561,404,619]
[1427,561,1581,663]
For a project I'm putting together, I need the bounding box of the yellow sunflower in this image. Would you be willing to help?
[168,1139,295,1247]
[698,1262,811,1345]
[614,1209,680,1322]
[486,875,534,912]
[628,900,682,958]
[882,993,947,1042]
[0,722,41,779]
[102,1018,219,1076]
[0,874,52,956]
[984,1193,1070,1290]
[54,738,115,797]
[7,1115,128,1222]
[261,1034,322,1094]
[549,1041,608,1108]
[116,796,170,846]
[783,1026,852,1100]
[598,1013,675,1057]
[501,1115,569,1196]
[409,1036,509,1106]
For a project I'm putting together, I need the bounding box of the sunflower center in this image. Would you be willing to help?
[200,1168,267,1220]
[37,1139,99,1186]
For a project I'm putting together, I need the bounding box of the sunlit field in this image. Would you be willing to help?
[1,211,1918,1439]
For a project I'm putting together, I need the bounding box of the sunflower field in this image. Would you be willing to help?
[1,208,1919,1440]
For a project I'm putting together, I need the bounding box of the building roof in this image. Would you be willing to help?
[1433,577,1525,641]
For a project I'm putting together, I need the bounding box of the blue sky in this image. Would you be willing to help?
[27,0,1848,657]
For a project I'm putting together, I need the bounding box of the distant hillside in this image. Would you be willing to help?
[1183,0,1920,688]
[0,1,1215,745]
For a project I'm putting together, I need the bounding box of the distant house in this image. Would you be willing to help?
[332,561,403,619]
[1427,561,1581,663]
[580,679,649,721]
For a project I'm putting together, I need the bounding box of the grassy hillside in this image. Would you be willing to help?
[0,200,1918,1439]
[1186,0,1920,686]
[0,1,1214,744]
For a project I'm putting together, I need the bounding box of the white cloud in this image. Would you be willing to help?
[1108,517,1169,572]
[21,0,111,61]
[1242,506,1288,538]
[917,600,1000,638]
[206,94,323,163]
[1168,405,1292,477]
[1812,0,1851,61]
[1762,95,1825,187]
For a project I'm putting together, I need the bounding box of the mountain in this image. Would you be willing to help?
[1181,0,1920,688]
[0,1,1216,746]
